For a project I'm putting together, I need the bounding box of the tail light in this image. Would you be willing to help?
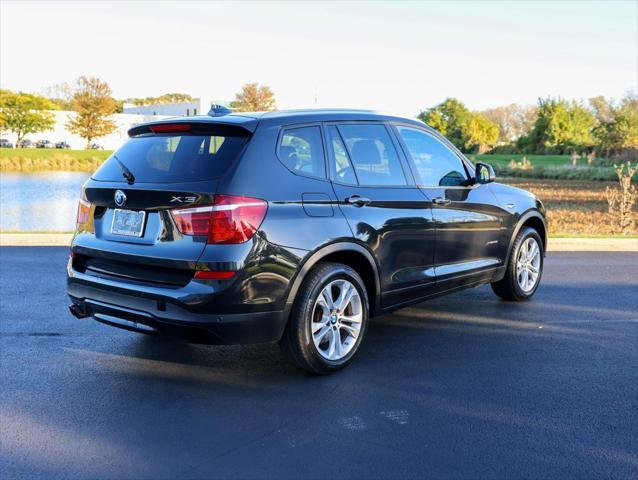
[76,198,91,226]
[170,195,267,244]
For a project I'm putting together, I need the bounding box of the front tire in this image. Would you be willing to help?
[279,263,369,374]
[491,226,544,301]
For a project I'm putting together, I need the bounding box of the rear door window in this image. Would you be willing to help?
[278,126,326,179]
[326,125,357,184]
[92,131,248,183]
[336,124,407,186]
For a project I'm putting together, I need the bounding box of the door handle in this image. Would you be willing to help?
[432,197,451,206]
[346,195,372,207]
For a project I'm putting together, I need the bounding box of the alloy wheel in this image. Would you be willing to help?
[516,237,541,292]
[311,279,363,361]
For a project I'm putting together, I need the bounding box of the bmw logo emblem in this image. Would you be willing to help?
[114,190,127,207]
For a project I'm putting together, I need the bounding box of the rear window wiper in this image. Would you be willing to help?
[112,154,135,184]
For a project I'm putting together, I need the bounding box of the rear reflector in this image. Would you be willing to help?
[170,194,267,244]
[194,270,236,280]
[76,199,91,226]
[150,123,191,133]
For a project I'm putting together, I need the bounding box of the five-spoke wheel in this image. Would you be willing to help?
[279,263,369,374]
[491,226,544,301]
[516,237,541,292]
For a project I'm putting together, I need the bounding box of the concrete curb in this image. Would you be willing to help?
[1,233,637,251]
[548,237,638,252]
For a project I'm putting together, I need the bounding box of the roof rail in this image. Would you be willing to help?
[208,105,232,117]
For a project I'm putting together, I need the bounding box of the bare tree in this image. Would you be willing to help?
[482,104,537,144]
[42,82,75,110]
[605,162,637,234]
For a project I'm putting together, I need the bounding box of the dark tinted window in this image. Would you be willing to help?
[396,126,468,186]
[326,125,357,184]
[278,126,325,178]
[92,133,248,183]
[337,124,406,186]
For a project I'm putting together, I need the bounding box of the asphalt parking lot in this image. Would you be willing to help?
[1,247,637,479]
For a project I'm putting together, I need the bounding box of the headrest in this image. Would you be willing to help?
[279,146,297,167]
[351,139,382,165]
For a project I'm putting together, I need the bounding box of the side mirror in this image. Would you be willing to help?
[475,162,496,184]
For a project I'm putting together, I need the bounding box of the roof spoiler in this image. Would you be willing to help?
[128,117,258,137]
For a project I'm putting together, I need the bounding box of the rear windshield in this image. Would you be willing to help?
[92,133,248,183]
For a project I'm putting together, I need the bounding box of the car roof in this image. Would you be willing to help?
[255,109,427,128]
[129,108,428,136]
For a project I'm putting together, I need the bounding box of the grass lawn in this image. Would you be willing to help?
[469,154,573,167]
[0,148,113,172]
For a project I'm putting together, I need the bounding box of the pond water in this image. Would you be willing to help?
[1,172,90,231]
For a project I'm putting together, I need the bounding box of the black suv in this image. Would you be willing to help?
[68,109,546,373]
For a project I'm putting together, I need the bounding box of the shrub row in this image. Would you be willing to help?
[493,164,622,182]
[0,153,106,172]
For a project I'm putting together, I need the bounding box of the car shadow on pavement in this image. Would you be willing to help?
[65,276,636,388]
[67,280,636,387]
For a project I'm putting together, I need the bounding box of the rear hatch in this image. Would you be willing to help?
[72,121,251,287]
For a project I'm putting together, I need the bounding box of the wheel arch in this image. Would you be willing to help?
[508,210,548,259]
[285,242,382,316]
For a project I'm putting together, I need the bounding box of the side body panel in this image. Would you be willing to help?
[331,183,436,308]
[423,184,509,292]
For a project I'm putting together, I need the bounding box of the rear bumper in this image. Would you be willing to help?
[67,269,289,345]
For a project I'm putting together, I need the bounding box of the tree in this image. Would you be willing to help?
[418,98,499,152]
[589,96,614,124]
[613,94,638,149]
[66,76,117,148]
[592,93,638,153]
[482,104,538,144]
[0,90,57,145]
[231,83,276,112]
[125,93,195,106]
[42,82,75,110]
[418,98,471,148]
[518,98,595,153]
[465,114,499,153]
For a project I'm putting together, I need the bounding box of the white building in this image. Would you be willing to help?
[3,97,232,150]
[122,97,231,117]
[3,111,172,150]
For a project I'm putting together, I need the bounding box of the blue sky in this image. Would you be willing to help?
[1,1,636,115]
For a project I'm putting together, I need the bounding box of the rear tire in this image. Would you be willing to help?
[491,226,544,301]
[279,262,369,374]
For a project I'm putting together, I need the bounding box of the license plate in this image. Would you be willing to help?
[111,209,146,237]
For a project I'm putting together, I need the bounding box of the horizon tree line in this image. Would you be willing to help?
[0,80,277,149]
[1,77,636,156]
